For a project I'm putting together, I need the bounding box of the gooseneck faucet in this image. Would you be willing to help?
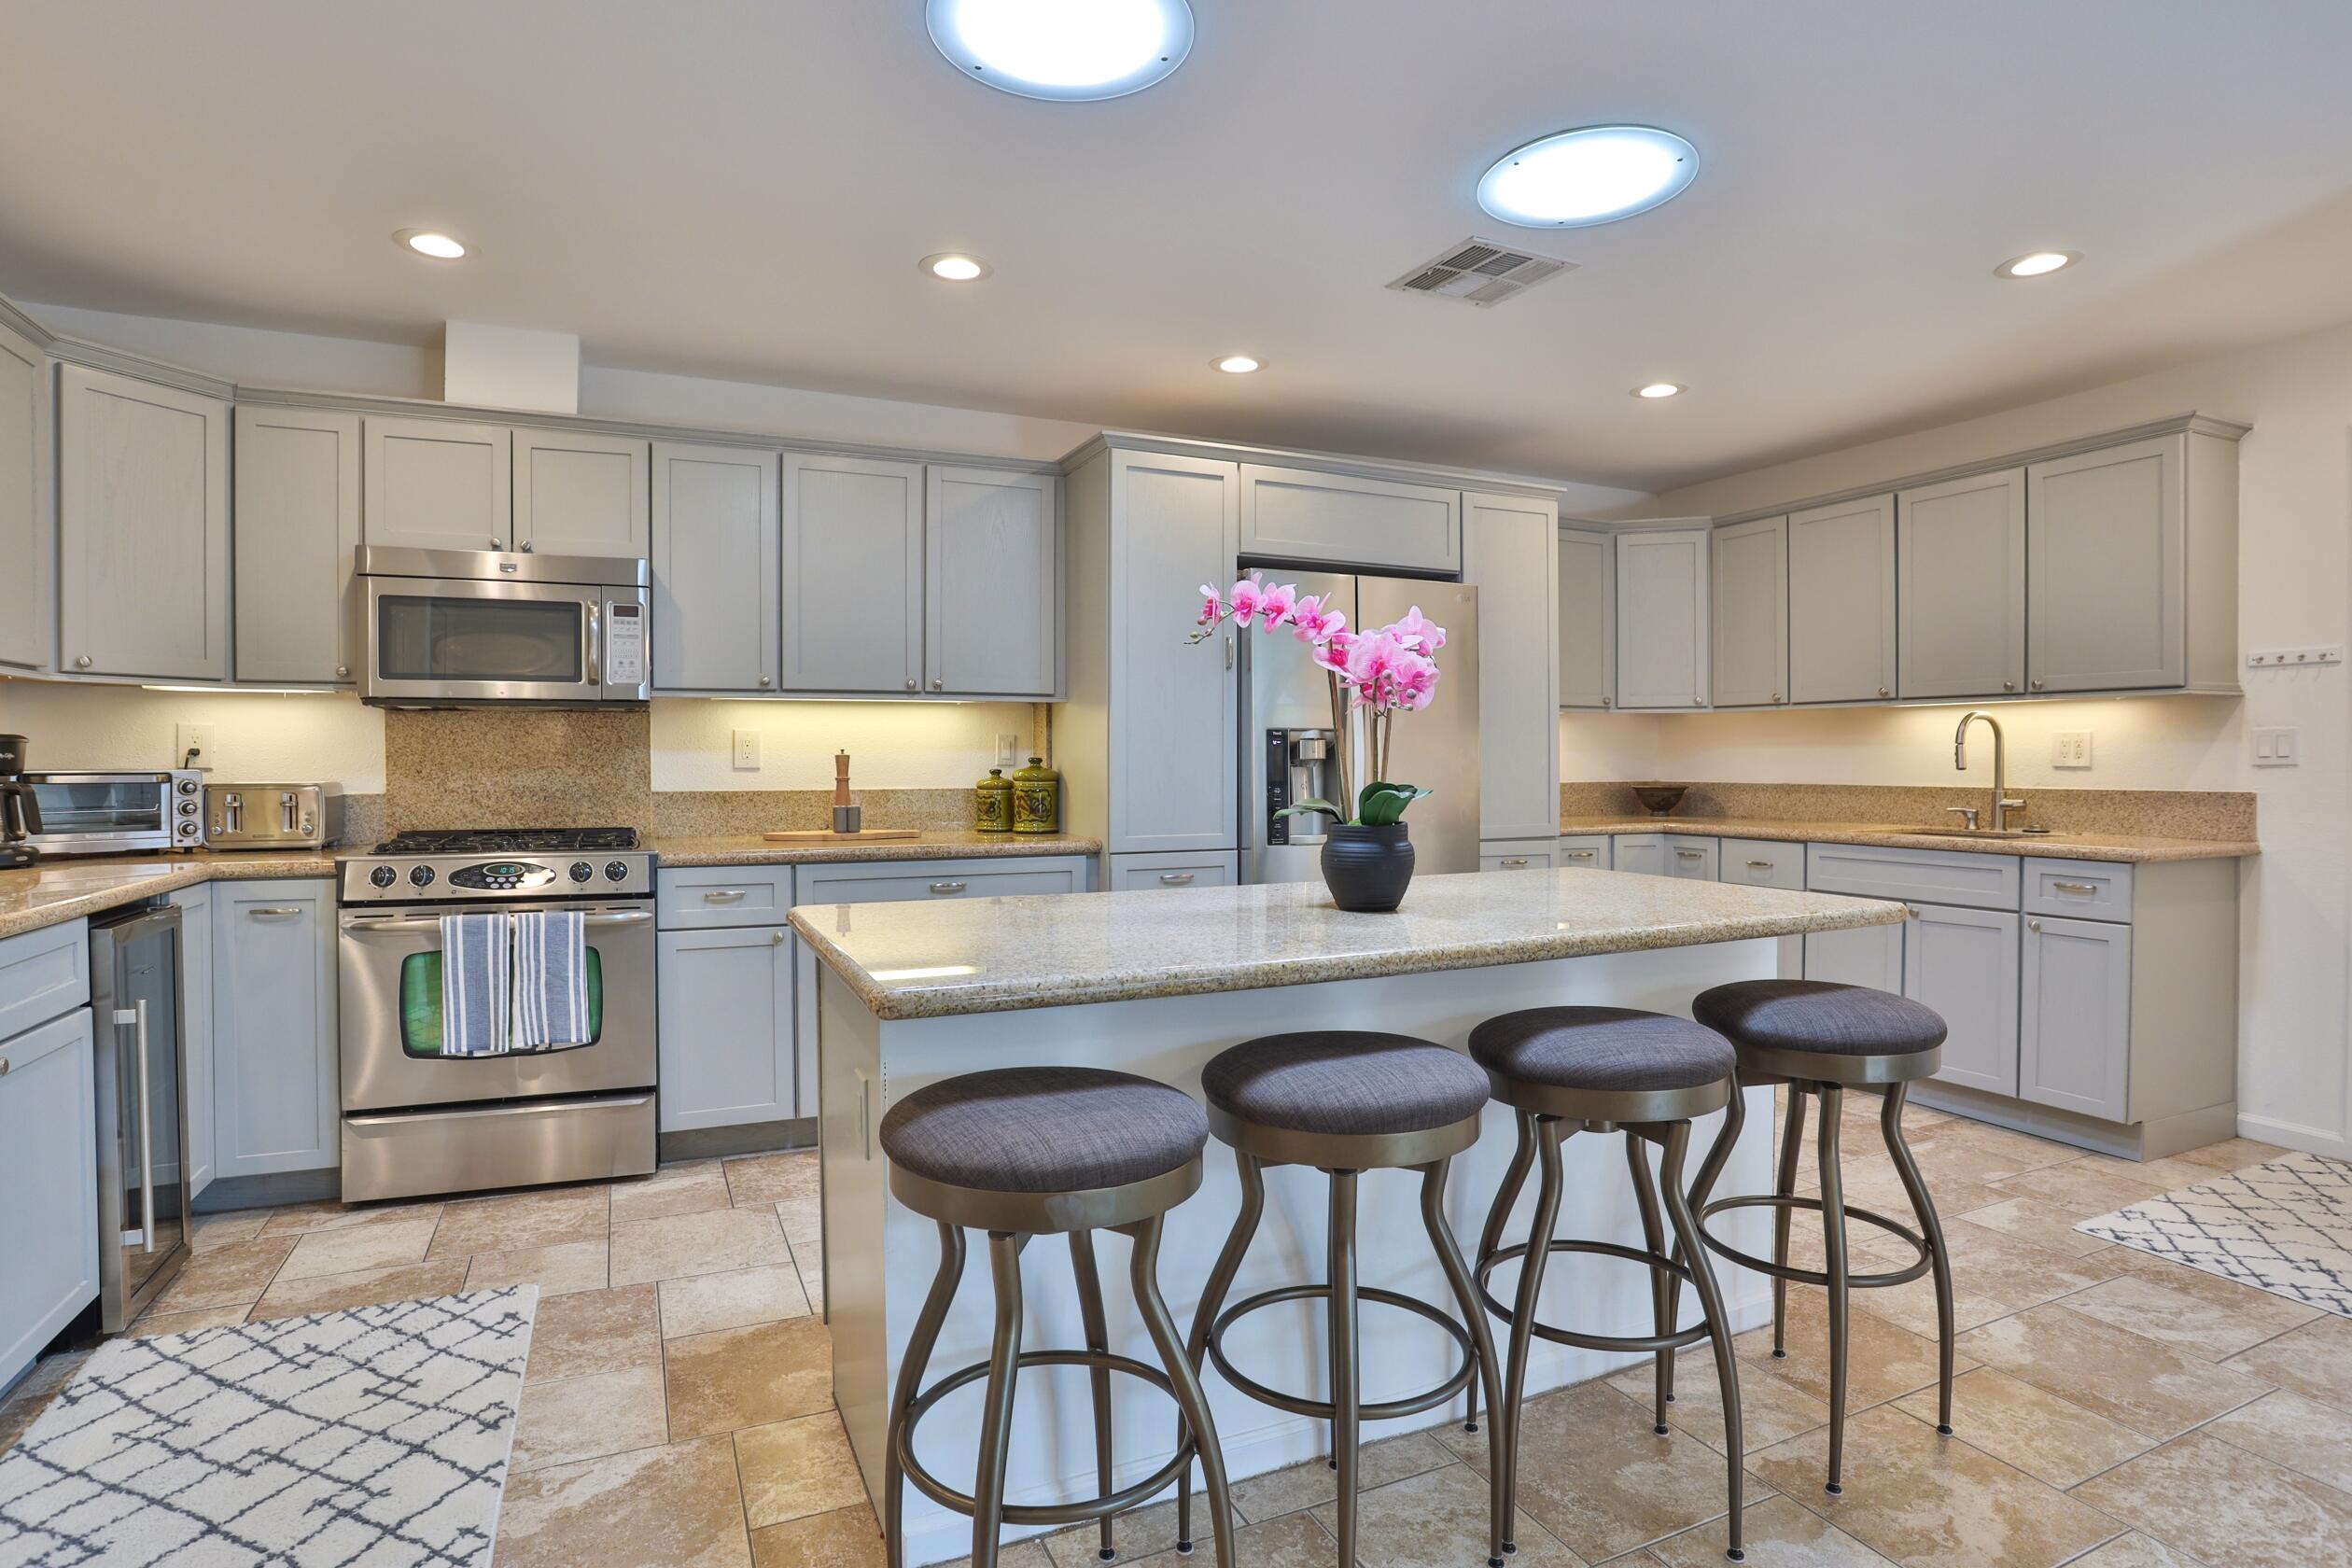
[1953,710,2026,831]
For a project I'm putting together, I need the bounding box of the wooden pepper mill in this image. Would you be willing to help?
[832,749,861,833]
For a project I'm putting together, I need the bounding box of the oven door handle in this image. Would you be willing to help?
[344,910,653,934]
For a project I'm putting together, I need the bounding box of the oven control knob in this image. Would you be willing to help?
[370,865,398,889]
[177,777,200,795]
[603,861,629,882]
[177,799,199,816]
[569,861,594,883]
[409,864,437,888]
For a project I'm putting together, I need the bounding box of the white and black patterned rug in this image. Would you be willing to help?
[0,1287,536,1567]
[2080,1152,2352,1318]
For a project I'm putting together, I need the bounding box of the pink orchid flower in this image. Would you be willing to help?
[1227,574,1265,627]
[1255,581,1296,629]
[1384,606,1447,656]
[1291,596,1343,645]
[1197,584,1225,625]
[1312,624,1356,676]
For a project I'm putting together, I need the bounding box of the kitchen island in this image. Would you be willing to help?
[792,866,1904,1566]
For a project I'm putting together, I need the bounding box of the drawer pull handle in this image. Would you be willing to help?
[1500,858,1530,869]
[2051,880,2098,896]
[928,881,968,895]
[1676,849,1704,860]
[248,906,302,919]
[1564,849,1595,860]
[1157,873,1196,886]
[1746,860,1774,869]
[703,889,748,903]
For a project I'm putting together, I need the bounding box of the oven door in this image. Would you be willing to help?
[361,575,647,706]
[339,903,657,1112]
[23,773,177,855]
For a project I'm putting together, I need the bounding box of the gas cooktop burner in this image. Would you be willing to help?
[373,827,639,855]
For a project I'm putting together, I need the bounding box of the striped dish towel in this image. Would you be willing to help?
[514,909,591,1049]
[439,913,511,1057]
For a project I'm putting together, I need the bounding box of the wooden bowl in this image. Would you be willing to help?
[1631,784,1687,816]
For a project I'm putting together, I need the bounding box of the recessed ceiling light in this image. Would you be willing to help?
[927,0,1194,102]
[1477,125,1699,229]
[395,230,467,260]
[920,252,991,282]
[1213,354,1261,374]
[1995,249,2079,278]
[1632,382,1684,399]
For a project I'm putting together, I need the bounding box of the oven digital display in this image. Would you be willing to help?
[448,861,560,891]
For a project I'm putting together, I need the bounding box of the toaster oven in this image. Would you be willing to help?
[20,770,206,855]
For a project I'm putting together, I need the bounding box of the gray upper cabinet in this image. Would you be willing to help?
[233,405,360,684]
[782,455,925,693]
[1615,525,1710,709]
[57,365,230,681]
[1557,525,1614,709]
[515,429,651,559]
[1710,515,1787,708]
[364,416,513,552]
[2027,435,2183,693]
[0,318,48,673]
[1238,464,1461,574]
[1787,494,1896,704]
[1464,491,1560,840]
[1898,467,2025,700]
[651,441,779,693]
[927,467,1057,697]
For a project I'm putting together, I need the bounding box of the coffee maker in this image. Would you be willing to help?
[0,734,40,869]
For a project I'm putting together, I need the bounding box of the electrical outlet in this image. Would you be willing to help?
[2252,726,2300,767]
[175,722,217,771]
[2052,730,2093,769]
[732,729,761,771]
[997,733,1020,767]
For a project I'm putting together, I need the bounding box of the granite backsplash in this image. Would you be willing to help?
[1563,780,2256,840]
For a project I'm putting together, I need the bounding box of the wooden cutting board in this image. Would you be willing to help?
[761,828,924,843]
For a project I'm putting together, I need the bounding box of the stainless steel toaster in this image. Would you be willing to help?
[204,783,343,848]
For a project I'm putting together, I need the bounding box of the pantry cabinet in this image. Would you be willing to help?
[1238,463,1460,574]
[651,441,780,693]
[57,365,231,680]
[0,316,48,672]
[211,880,338,1179]
[515,429,651,558]
[1787,494,1896,704]
[363,416,513,553]
[2026,435,2182,693]
[1897,467,2026,700]
[926,466,1058,697]
[1465,491,1561,840]
[1556,525,1614,709]
[233,405,361,684]
[1710,514,1787,708]
[1615,525,1710,709]
[781,455,926,693]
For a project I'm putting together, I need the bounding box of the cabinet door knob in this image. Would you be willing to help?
[2003,679,2017,691]
[75,654,91,668]
[931,678,944,691]
[1601,696,1612,707]
[490,537,501,549]
[2031,679,2046,692]
[0,1057,9,1075]
[773,930,788,945]
[520,540,534,553]
[1771,693,1784,704]
[1692,695,1704,706]
[759,676,773,688]
[2028,918,2041,932]
[335,665,350,679]
[1878,686,1890,697]
[904,679,917,691]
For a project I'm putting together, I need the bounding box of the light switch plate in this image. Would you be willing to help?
[997,733,1020,767]
[2251,725,2299,766]
[175,722,217,771]
[2052,731,2093,769]
[732,729,761,771]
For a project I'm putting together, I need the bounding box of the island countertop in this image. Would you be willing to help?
[791,865,1905,1020]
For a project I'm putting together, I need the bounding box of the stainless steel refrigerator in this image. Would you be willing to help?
[1240,574,1478,885]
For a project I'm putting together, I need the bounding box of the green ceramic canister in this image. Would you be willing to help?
[974,767,1014,833]
[1011,756,1059,834]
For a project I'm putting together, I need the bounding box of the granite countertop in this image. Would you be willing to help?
[791,867,1904,1020]
[1559,815,2259,863]
[648,831,1101,866]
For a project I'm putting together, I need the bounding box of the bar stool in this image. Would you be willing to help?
[881,1066,1237,1568]
[1686,979,1956,1497]
[1471,1007,1749,1563]
[1177,1031,1506,1568]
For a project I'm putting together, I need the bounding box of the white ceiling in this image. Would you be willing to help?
[5,1,2351,491]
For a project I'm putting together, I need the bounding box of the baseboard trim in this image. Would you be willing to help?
[659,1117,818,1163]
[194,1169,340,1212]
[2236,1113,2352,1159]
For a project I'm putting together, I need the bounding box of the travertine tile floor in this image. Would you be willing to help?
[1,1103,2344,1568]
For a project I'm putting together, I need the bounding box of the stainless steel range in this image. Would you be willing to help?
[338,827,657,1202]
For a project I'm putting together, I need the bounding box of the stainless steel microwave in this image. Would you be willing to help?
[21,770,206,855]
[357,546,650,708]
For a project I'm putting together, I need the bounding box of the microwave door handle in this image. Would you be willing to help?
[586,601,602,688]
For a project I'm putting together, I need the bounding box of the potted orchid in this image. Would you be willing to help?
[1190,573,1447,911]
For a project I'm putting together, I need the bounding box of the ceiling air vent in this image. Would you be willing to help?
[1386,237,1575,307]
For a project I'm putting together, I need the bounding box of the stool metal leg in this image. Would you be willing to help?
[1881,1085,1956,1435]
[1771,1086,1807,1358]
[1178,1149,1264,1554]
[1420,1156,1509,1568]
[1328,1169,1363,1568]
[1815,1086,1850,1495]
[1669,1079,1748,1414]
[1125,1211,1237,1568]
[1070,1231,1119,1561]
[1657,1121,1746,1562]
[1625,1135,1674,1434]
[972,1231,1029,1568]
[1498,1116,1567,1558]
[887,1221,967,1568]
[1468,1110,1537,1441]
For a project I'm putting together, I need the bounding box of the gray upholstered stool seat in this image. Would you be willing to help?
[881,1065,1208,1195]
[1470,1007,1736,1091]
[1201,1031,1491,1141]
[1693,980,1946,1057]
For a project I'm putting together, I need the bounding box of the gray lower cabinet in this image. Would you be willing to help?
[782,455,926,693]
[169,883,217,1198]
[794,856,1089,907]
[1614,833,1665,876]
[0,315,49,673]
[1556,834,1610,869]
[363,416,513,553]
[1479,838,1557,872]
[1556,525,1614,710]
[1803,918,1904,993]
[2020,914,2132,1121]
[657,924,797,1133]
[1710,515,1787,708]
[651,441,781,693]
[58,365,231,681]
[0,1005,98,1390]
[1665,835,1718,880]
[927,467,1058,697]
[515,429,651,559]
[211,880,339,1179]
[1106,850,1236,892]
[233,405,360,684]
[1903,903,2021,1097]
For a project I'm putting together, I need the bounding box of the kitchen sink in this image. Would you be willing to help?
[1883,825,2055,840]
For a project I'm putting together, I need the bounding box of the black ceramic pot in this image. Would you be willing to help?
[1320,822,1416,912]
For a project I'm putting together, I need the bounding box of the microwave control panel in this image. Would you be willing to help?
[605,601,645,686]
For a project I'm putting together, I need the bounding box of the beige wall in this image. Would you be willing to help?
[649,699,1035,792]
[0,681,389,790]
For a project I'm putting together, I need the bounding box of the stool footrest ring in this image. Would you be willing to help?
[1696,1194,1933,1290]
[1208,1283,1475,1422]
[898,1349,1197,1525]
[1476,1239,1715,1355]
